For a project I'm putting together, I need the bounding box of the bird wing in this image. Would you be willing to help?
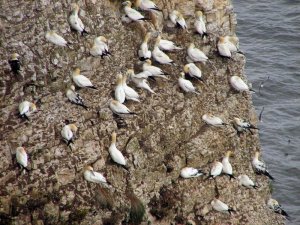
[126,7,144,20]
[75,75,93,87]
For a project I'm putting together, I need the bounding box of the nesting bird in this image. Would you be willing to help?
[230,75,254,92]
[84,165,108,185]
[156,35,182,51]
[90,36,111,58]
[222,151,235,179]
[238,175,258,189]
[218,36,231,58]
[115,74,126,103]
[8,53,21,75]
[109,132,127,169]
[194,11,207,38]
[18,101,37,121]
[122,74,140,102]
[68,3,88,35]
[127,69,155,94]
[153,36,175,65]
[72,68,96,89]
[180,167,205,179]
[252,151,274,180]
[233,117,259,136]
[202,114,227,126]
[135,0,161,12]
[207,161,223,179]
[224,36,242,54]
[169,10,187,29]
[183,63,203,81]
[123,1,148,21]
[16,147,29,173]
[66,85,88,109]
[138,32,152,61]
[45,31,69,47]
[187,43,208,63]
[61,123,78,146]
[109,100,136,115]
[142,59,167,77]
[211,199,235,214]
[178,72,200,95]
[267,198,289,218]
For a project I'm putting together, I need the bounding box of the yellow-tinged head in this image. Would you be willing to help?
[126,69,134,76]
[96,36,107,43]
[122,1,132,7]
[111,131,117,143]
[195,11,203,17]
[189,43,195,48]
[30,103,37,112]
[183,64,190,73]
[116,73,123,84]
[144,32,151,42]
[180,72,185,78]
[70,85,76,91]
[254,151,260,159]
[16,146,26,154]
[233,117,240,124]
[73,68,81,75]
[155,35,161,46]
[71,3,80,12]
[69,124,78,133]
[219,36,225,44]
[111,99,119,106]
[122,74,128,83]
[225,151,232,158]
[11,53,20,60]
[145,59,152,65]
[84,165,94,171]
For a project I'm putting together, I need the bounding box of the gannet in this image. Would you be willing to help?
[224,36,242,54]
[194,11,207,38]
[142,59,167,77]
[152,36,174,65]
[18,101,37,121]
[61,123,78,146]
[157,35,182,51]
[66,85,88,109]
[238,175,258,189]
[127,69,155,94]
[183,63,203,81]
[135,0,161,12]
[178,72,200,95]
[72,68,96,89]
[90,36,111,58]
[138,32,152,61]
[222,151,235,179]
[211,199,235,214]
[109,100,136,115]
[202,114,227,126]
[267,198,289,218]
[68,3,88,35]
[206,161,223,179]
[84,165,108,185]
[122,74,140,102]
[187,43,208,63]
[252,151,274,180]
[8,53,21,75]
[16,147,29,173]
[115,74,126,103]
[230,75,254,92]
[123,1,148,21]
[180,167,205,179]
[218,37,231,58]
[233,117,259,136]
[45,31,69,47]
[109,132,127,169]
[169,10,187,29]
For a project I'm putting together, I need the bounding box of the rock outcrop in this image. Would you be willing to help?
[0,0,284,224]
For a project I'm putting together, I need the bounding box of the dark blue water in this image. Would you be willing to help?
[233,0,300,223]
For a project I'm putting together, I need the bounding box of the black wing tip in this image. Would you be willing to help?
[88,86,97,90]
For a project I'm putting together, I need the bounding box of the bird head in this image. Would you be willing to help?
[122,1,132,7]
[195,11,203,17]
[183,64,190,73]
[96,36,107,43]
[254,151,260,159]
[16,146,26,154]
[30,103,37,112]
[73,68,81,75]
[179,72,185,78]
[144,32,152,42]
[70,85,76,91]
[69,124,78,133]
[11,53,20,60]
[111,131,117,143]
[126,69,134,77]
[116,73,123,84]
[189,43,195,49]
[218,36,225,44]
[71,3,80,12]
[145,59,152,65]
[233,117,240,124]
[225,150,233,158]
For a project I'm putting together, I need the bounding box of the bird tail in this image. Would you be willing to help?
[249,88,256,93]
[67,139,74,146]
[139,18,151,21]
[265,171,274,180]
[202,32,208,38]
[88,86,97,90]
[204,175,213,181]
[228,208,235,215]
[81,29,89,36]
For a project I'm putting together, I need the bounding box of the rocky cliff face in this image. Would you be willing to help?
[0,0,284,224]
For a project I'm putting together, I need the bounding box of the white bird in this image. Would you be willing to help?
[83,165,108,185]
[218,36,231,58]
[123,1,148,21]
[122,74,140,102]
[211,199,235,214]
[230,75,254,92]
[66,85,88,109]
[180,167,205,179]
[224,36,241,53]
[61,123,78,146]
[16,147,29,173]
[45,31,69,47]
[207,161,223,179]
[178,72,200,95]
[202,114,227,126]
[90,36,111,58]
[72,68,96,89]
[135,0,161,12]
[222,151,235,179]
[169,10,187,29]
[109,100,136,115]
[194,11,207,37]
[115,74,126,103]
[233,117,259,136]
[109,132,127,169]
[267,198,289,218]
[183,63,203,81]
[152,36,175,65]
[142,59,167,77]
[136,65,168,80]
[187,43,208,63]
[138,32,152,61]
[157,35,182,51]
[68,3,88,35]
[238,175,258,189]
[18,101,37,121]
[252,151,274,180]
[127,69,155,94]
